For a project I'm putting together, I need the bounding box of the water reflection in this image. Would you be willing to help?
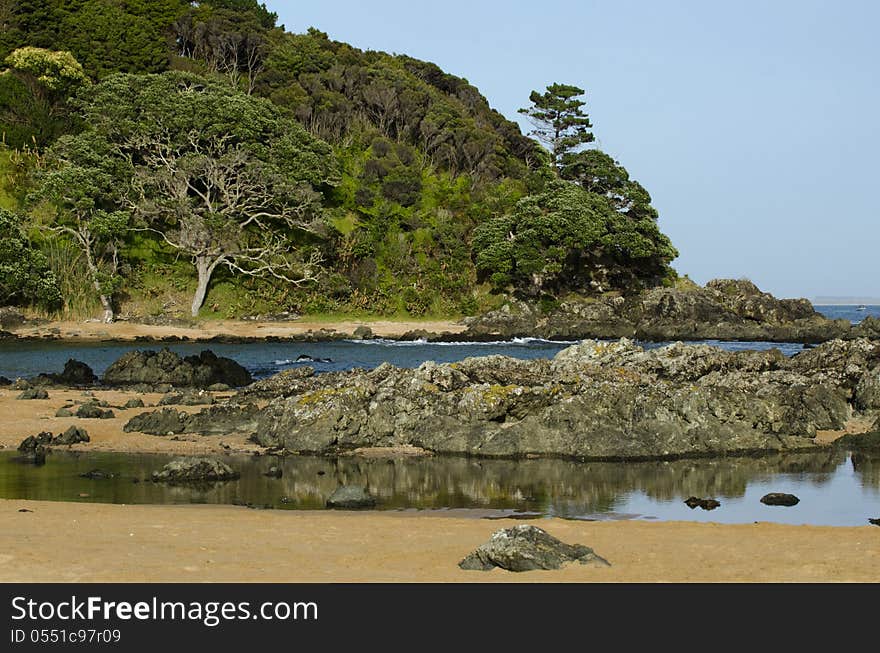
[0,448,875,525]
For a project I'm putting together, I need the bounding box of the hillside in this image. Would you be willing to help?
[0,0,677,322]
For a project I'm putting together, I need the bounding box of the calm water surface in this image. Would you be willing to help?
[1,449,877,527]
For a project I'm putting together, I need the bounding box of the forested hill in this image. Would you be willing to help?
[0,0,678,322]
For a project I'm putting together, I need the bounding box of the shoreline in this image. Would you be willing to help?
[1,499,877,582]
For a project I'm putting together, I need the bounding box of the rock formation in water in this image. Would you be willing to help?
[123,337,880,461]
[462,279,878,343]
[103,348,252,388]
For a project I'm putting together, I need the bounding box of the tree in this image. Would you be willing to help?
[1,46,88,147]
[472,180,676,295]
[518,83,594,172]
[35,132,133,322]
[0,207,61,309]
[69,71,339,317]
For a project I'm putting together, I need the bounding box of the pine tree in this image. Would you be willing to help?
[518,83,594,172]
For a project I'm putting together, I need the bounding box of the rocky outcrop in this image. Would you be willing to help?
[103,348,252,388]
[462,279,859,343]
[33,359,97,386]
[224,338,880,461]
[158,391,215,406]
[459,525,610,571]
[151,458,240,484]
[123,402,261,436]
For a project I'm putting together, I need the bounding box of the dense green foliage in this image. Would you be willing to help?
[0,207,61,308]
[0,2,678,320]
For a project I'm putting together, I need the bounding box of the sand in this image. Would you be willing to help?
[0,500,877,582]
[8,318,466,343]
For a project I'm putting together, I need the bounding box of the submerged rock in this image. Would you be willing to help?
[459,524,611,572]
[264,466,283,479]
[760,492,800,506]
[684,497,721,510]
[103,348,252,388]
[326,485,376,509]
[151,458,240,484]
[80,469,115,480]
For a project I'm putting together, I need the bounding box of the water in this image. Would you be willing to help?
[0,337,807,382]
[815,304,880,324]
[1,449,877,526]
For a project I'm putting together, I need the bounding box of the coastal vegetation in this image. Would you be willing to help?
[0,0,677,321]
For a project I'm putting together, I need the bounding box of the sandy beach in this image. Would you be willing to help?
[1,500,877,582]
[6,318,466,343]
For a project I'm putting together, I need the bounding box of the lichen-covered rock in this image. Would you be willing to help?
[326,485,376,509]
[123,403,261,436]
[53,426,90,445]
[124,398,145,409]
[459,525,610,572]
[151,458,239,484]
[17,388,48,400]
[75,403,114,419]
[103,348,252,388]
[158,391,215,406]
[123,408,190,435]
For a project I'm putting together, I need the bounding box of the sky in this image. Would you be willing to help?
[266,0,879,300]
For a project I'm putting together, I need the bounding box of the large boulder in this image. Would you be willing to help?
[459,525,610,572]
[103,348,252,388]
[151,458,240,484]
[34,359,97,386]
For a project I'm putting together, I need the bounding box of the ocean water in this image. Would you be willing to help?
[815,304,880,324]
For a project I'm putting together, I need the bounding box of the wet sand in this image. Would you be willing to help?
[0,500,877,582]
[8,318,466,343]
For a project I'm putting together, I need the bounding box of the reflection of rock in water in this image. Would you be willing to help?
[851,451,880,488]
[237,450,849,516]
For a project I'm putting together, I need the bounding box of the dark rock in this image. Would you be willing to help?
[80,469,115,480]
[18,432,53,453]
[459,524,611,572]
[124,398,145,409]
[53,426,90,445]
[124,402,261,436]
[869,518,879,526]
[0,376,11,386]
[264,466,283,478]
[0,306,26,329]
[39,359,97,386]
[352,326,373,339]
[326,485,376,509]
[124,408,189,435]
[103,348,252,388]
[159,391,215,406]
[151,458,240,484]
[17,508,33,512]
[684,497,721,510]
[75,404,114,419]
[17,388,48,400]
[760,492,800,506]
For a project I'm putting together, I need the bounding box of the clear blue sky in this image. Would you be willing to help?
[266,0,879,300]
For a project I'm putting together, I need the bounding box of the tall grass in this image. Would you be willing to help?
[38,237,101,320]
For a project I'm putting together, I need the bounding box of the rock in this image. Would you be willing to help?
[124,398,145,409]
[16,432,51,465]
[151,458,240,484]
[74,404,114,419]
[17,388,48,400]
[264,466,283,478]
[55,407,74,417]
[36,359,97,386]
[0,306,25,329]
[869,518,880,526]
[459,525,611,572]
[11,379,30,390]
[0,376,11,386]
[124,403,260,436]
[18,508,33,513]
[207,383,230,392]
[158,391,215,406]
[352,326,373,339]
[53,426,90,445]
[760,493,800,506]
[80,469,115,480]
[103,348,252,388]
[684,497,721,510]
[326,485,376,509]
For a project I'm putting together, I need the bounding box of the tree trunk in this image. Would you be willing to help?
[98,293,114,324]
[82,238,114,323]
[191,256,217,317]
